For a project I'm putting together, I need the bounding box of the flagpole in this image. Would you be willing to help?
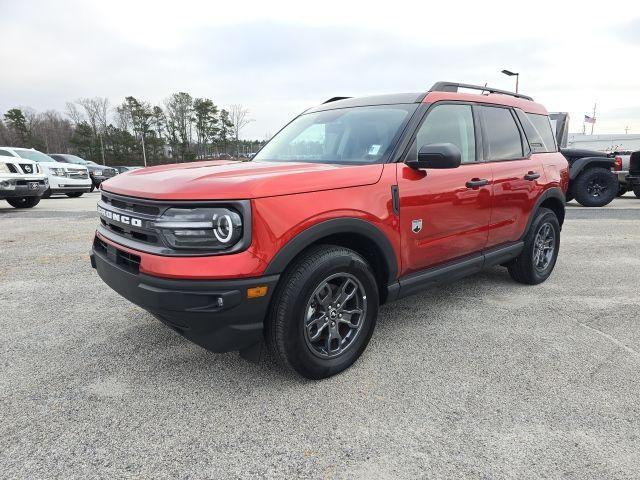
[591,103,596,135]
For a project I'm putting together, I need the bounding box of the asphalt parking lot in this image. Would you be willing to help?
[1,192,639,479]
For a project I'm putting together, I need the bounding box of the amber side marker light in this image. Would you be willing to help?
[247,286,268,298]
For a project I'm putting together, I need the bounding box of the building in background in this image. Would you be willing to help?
[567,133,640,153]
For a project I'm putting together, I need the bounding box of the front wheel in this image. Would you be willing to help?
[6,196,41,209]
[573,167,618,207]
[266,245,379,379]
[66,192,84,198]
[507,208,560,285]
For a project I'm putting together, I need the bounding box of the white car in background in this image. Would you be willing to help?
[0,148,48,208]
[0,147,92,198]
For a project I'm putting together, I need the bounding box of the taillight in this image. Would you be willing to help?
[614,156,622,171]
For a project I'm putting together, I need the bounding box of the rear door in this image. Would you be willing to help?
[480,106,545,247]
[396,102,492,275]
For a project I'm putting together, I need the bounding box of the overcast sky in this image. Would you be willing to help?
[1,0,639,138]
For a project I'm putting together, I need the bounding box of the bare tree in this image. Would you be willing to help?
[65,102,84,125]
[77,97,109,164]
[228,104,254,158]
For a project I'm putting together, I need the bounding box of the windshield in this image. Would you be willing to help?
[15,149,56,163]
[61,155,89,165]
[254,104,416,164]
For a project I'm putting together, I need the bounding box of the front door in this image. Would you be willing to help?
[397,103,492,276]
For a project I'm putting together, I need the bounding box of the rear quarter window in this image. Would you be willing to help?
[524,113,557,153]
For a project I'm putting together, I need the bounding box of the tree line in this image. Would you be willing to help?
[0,94,266,166]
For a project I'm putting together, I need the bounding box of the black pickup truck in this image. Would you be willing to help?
[550,113,618,207]
[626,151,640,197]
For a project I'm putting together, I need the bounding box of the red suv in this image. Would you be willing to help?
[91,82,569,379]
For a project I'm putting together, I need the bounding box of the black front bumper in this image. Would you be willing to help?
[0,182,47,198]
[91,239,279,353]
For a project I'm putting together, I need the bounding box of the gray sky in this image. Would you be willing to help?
[1,0,639,138]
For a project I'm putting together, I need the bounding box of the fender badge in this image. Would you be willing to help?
[412,219,422,233]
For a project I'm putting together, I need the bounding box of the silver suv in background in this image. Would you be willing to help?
[49,154,117,191]
[0,147,92,198]
[0,148,48,208]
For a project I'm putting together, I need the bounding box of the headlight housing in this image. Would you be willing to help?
[0,163,10,173]
[94,170,102,176]
[50,167,66,177]
[154,207,243,251]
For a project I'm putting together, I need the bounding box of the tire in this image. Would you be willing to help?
[565,191,574,203]
[507,207,560,285]
[634,187,640,199]
[266,245,379,379]
[66,192,83,198]
[6,196,41,209]
[617,185,628,197]
[41,188,51,199]
[90,183,96,192]
[573,167,618,207]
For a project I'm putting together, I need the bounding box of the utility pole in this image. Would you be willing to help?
[591,103,596,135]
[625,126,629,135]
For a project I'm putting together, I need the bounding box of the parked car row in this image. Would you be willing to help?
[0,146,143,208]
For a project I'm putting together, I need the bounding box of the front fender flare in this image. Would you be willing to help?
[569,157,615,180]
[263,218,398,284]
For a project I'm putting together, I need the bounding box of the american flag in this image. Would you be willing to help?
[584,115,596,124]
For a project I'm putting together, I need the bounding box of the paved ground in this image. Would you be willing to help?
[1,192,639,479]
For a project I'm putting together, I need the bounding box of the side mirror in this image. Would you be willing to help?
[407,143,462,170]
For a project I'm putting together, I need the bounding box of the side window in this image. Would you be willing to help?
[527,113,557,152]
[0,149,13,157]
[408,104,476,164]
[481,106,524,160]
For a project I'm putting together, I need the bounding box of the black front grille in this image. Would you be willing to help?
[7,164,18,173]
[16,180,46,186]
[102,194,160,216]
[630,151,640,175]
[94,237,141,274]
[19,164,34,174]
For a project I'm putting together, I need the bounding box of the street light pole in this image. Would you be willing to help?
[501,69,519,93]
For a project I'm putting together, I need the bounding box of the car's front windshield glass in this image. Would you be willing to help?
[254,104,417,165]
[15,150,55,163]
[63,156,88,165]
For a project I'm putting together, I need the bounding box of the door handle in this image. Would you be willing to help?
[466,178,489,188]
[524,171,540,181]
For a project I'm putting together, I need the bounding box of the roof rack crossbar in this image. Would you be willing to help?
[323,96,352,104]
[429,81,533,101]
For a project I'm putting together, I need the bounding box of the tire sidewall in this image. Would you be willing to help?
[574,167,617,207]
[280,249,378,378]
[525,210,560,283]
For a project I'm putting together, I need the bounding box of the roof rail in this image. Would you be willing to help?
[323,96,351,104]
[429,81,533,101]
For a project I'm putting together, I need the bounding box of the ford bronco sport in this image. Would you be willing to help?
[91,82,569,379]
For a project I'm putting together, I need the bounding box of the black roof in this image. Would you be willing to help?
[307,92,425,112]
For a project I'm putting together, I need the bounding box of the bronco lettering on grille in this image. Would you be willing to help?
[97,205,143,227]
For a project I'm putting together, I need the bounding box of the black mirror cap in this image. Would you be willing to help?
[407,143,462,170]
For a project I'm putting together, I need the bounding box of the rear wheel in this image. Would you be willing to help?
[66,192,83,198]
[507,208,560,285]
[266,245,379,379]
[6,196,41,209]
[573,167,618,207]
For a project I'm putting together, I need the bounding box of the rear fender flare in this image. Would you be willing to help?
[522,187,566,238]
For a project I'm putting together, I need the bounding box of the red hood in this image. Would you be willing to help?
[101,160,384,200]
